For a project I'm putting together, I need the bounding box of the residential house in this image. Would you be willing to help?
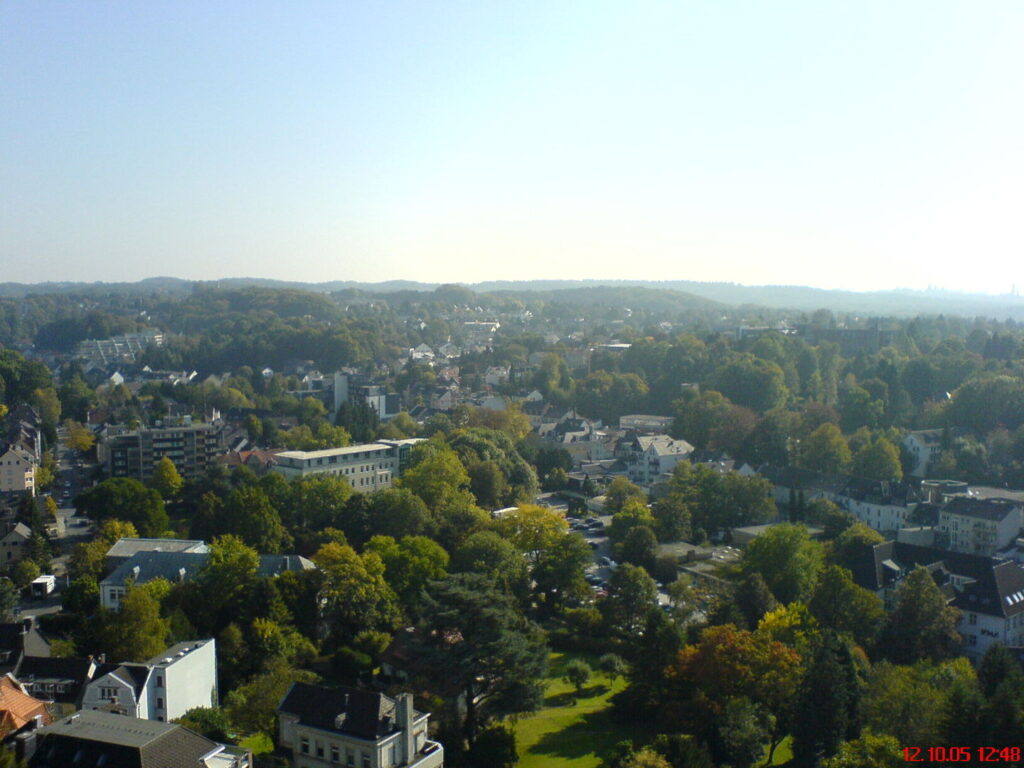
[0,674,51,738]
[103,423,225,482]
[100,551,314,609]
[215,449,283,475]
[0,523,32,565]
[20,710,251,768]
[15,656,100,713]
[278,683,444,768]
[0,620,51,676]
[938,496,1024,557]
[903,430,946,477]
[483,366,510,388]
[0,447,35,495]
[82,640,217,722]
[617,433,694,487]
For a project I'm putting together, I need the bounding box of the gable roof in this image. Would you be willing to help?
[101,550,314,588]
[29,710,220,768]
[278,682,422,742]
[0,674,49,736]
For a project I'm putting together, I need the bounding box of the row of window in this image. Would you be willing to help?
[300,735,381,767]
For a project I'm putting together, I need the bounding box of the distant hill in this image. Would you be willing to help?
[2,277,1023,319]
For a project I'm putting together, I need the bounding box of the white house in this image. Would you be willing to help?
[939,496,1024,557]
[617,434,694,487]
[271,439,423,491]
[82,639,217,723]
[903,430,945,477]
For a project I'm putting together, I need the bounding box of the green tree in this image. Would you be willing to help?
[741,524,825,605]
[808,565,885,648]
[718,696,775,768]
[225,657,319,737]
[619,525,658,572]
[313,541,400,642]
[821,731,904,768]
[12,559,40,589]
[466,724,518,768]
[602,563,658,638]
[852,437,903,481]
[831,522,884,571]
[598,653,628,683]
[100,583,171,661]
[75,478,169,537]
[791,633,863,767]
[415,573,548,745]
[879,566,961,664]
[604,477,646,514]
[799,423,852,475]
[63,419,96,453]
[174,707,230,741]
[563,658,592,697]
[364,534,449,610]
[0,578,18,622]
[149,456,184,498]
[734,572,779,630]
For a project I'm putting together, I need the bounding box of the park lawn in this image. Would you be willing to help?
[514,652,658,768]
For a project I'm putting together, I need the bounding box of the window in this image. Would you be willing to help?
[347,750,355,767]
[300,736,310,755]
[331,745,341,763]
[156,675,163,687]
[316,741,324,758]
[100,687,118,700]
[362,753,370,768]
[156,697,164,709]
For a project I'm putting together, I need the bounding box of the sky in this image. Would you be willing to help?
[2,2,1023,293]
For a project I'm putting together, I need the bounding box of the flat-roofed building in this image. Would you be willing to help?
[271,439,423,492]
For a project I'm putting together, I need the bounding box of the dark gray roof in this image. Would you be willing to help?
[955,561,1024,619]
[93,664,151,699]
[29,710,220,768]
[101,550,314,587]
[279,682,422,741]
[15,656,96,705]
[944,496,1021,522]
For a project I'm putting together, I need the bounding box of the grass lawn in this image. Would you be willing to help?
[764,735,794,766]
[514,653,658,768]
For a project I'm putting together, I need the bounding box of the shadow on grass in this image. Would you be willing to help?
[545,684,611,707]
[527,706,657,761]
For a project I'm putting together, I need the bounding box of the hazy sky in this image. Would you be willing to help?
[3,2,1023,292]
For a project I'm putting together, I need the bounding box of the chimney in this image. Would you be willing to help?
[396,693,415,763]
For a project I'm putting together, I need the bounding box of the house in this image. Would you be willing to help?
[0,447,35,495]
[100,551,314,609]
[0,522,32,565]
[15,656,100,712]
[20,710,251,767]
[215,449,284,475]
[0,674,51,738]
[0,620,51,676]
[617,434,694,487]
[277,683,444,768]
[938,496,1024,557]
[483,366,510,387]
[82,640,217,722]
[847,540,1024,660]
[903,430,945,477]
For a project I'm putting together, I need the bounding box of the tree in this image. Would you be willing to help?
[977,643,1024,699]
[808,566,885,648]
[821,731,904,768]
[313,541,399,643]
[364,535,449,610]
[831,522,884,571]
[190,535,260,634]
[466,724,518,768]
[604,477,646,514]
[75,478,168,537]
[563,658,592,697]
[223,485,291,553]
[0,578,18,622]
[799,423,852,475]
[225,657,319,737]
[879,566,961,664]
[63,419,96,453]
[149,456,184,499]
[619,525,658,572]
[598,653,628,683]
[175,707,230,741]
[363,488,433,541]
[791,633,863,767]
[621,749,672,768]
[450,531,529,598]
[602,564,658,639]
[401,442,472,512]
[713,356,789,413]
[100,583,171,661]
[734,572,779,630]
[609,498,656,543]
[718,696,775,768]
[852,437,903,481]
[741,524,825,605]
[415,574,548,745]
[12,559,40,589]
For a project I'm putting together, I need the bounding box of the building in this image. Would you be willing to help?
[100,551,314,609]
[105,537,209,571]
[617,433,694,487]
[0,673,51,738]
[271,439,423,491]
[0,523,32,566]
[15,656,100,712]
[618,415,674,434]
[82,640,217,723]
[20,710,251,768]
[278,683,443,768]
[938,497,1023,557]
[104,423,225,482]
[0,446,35,495]
[903,430,946,477]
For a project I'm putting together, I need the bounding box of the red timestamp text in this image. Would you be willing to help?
[903,746,1022,762]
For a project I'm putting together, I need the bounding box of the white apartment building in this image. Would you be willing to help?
[0,446,35,495]
[271,439,423,491]
[82,640,217,723]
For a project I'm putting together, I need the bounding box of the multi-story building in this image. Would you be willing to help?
[103,423,224,482]
[0,522,32,565]
[616,433,694,487]
[0,446,35,495]
[271,439,423,491]
[100,551,314,609]
[938,496,1023,557]
[81,640,217,723]
[903,430,946,478]
[278,683,443,768]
